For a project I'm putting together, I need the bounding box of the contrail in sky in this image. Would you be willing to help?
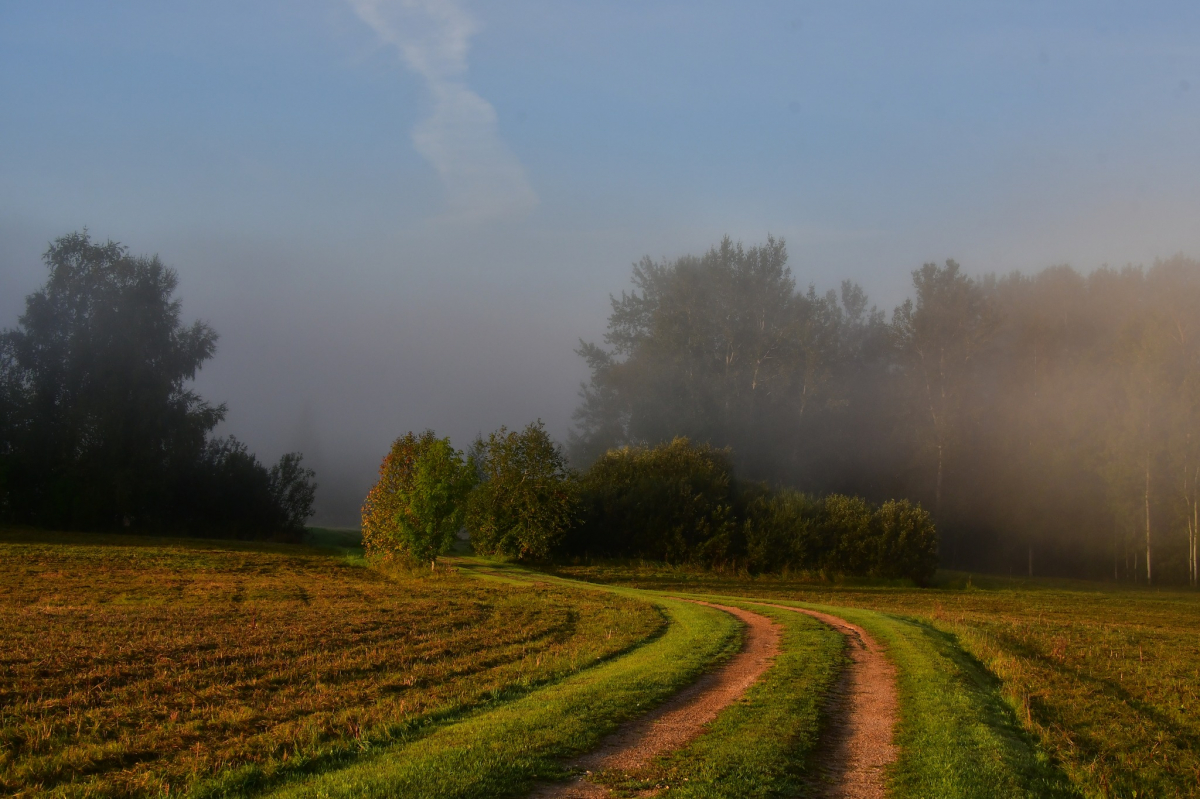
[347,0,538,221]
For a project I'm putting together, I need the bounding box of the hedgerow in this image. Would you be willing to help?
[569,438,938,583]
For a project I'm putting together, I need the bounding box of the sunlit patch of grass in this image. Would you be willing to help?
[555,562,1200,798]
[0,531,662,798]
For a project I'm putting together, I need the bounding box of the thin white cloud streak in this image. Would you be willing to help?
[347,0,537,221]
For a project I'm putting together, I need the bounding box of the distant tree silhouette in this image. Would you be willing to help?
[0,231,315,538]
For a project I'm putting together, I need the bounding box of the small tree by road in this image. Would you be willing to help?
[361,431,475,568]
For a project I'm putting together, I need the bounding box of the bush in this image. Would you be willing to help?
[361,431,475,565]
[570,439,938,579]
[824,494,877,574]
[573,438,738,565]
[740,486,822,573]
[740,490,938,583]
[871,499,939,585]
[466,421,576,561]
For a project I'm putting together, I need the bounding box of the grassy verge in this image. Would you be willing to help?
[0,532,662,798]
[594,601,844,798]
[557,563,1200,798]
[262,594,742,799]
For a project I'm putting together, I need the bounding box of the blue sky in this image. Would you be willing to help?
[3,1,1199,521]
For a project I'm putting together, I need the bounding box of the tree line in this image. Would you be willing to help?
[571,237,1200,585]
[360,424,939,584]
[0,232,316,539]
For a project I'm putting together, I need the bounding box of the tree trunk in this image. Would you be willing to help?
[1185,494,1195,587]
[1028,544,1033,578]
[1193,479,1199,588]
[935,443,944,519]
[1145,457,1153,586]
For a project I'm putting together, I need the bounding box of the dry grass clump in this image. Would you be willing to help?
[0,532,661,797]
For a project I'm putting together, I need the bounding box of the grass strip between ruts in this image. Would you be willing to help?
[261,594,741,799]
[594,601,844,798]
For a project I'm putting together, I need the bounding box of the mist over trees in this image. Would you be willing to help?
[0,232,316,539]
[572,237,1200,585]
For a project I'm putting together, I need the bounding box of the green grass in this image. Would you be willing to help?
[301,527,364,559]
[554,562,1200,798]
[445,561,1076,798]
[613,591,1076,799]
[262,592,741,799]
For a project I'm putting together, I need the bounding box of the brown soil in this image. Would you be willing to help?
[758,603,898,799]
[529,601,781,799]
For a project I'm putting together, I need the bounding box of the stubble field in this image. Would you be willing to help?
[0,531,661,798]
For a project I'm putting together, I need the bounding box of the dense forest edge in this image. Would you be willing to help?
[0,232,316,540]
[570,237,1200,585]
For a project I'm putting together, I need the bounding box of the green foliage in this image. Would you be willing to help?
[0,231,315,538]
[0,231,220,526]
[269,452,319,535]
[401,437,476,565]
[739,490,938,583]
[182,437,316,540]
[740,487,822,573]
[574,438,738,564]
[823,493,876,574]
[569,438,937,581]
[466,421,576,560]
[872,499,939,585]
[570,235,889,509]
[361,431,475,565]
